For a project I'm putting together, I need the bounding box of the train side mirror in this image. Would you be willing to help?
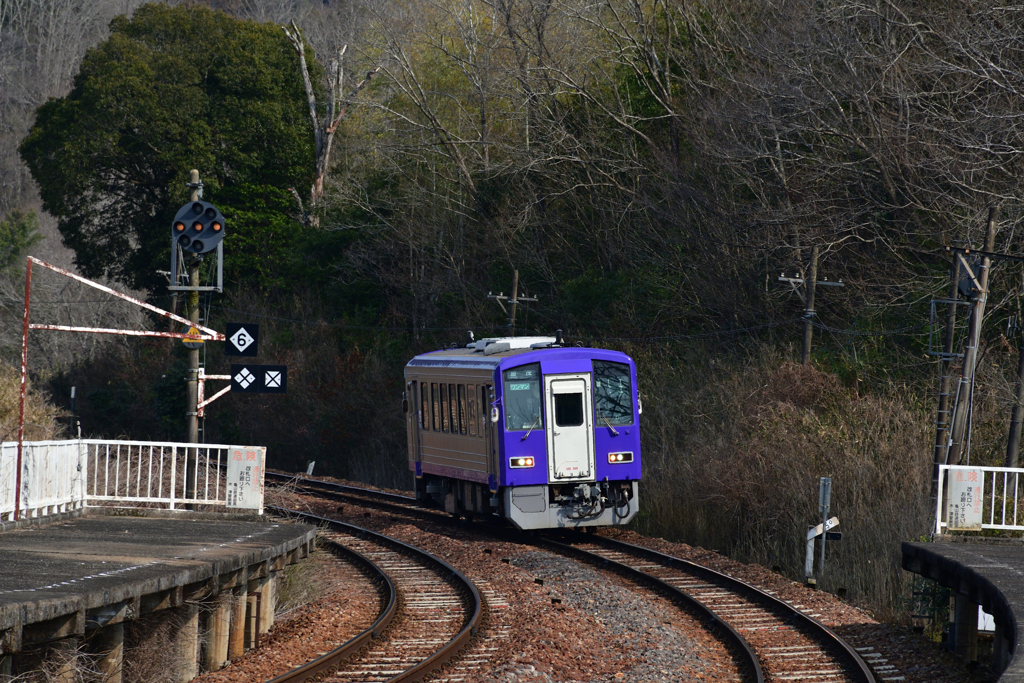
[402,399,409,413]
[637,395,642,415]
[490,406,499,423]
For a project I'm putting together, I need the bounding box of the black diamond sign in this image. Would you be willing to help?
[225,323,259,357]
[231,364,287,394]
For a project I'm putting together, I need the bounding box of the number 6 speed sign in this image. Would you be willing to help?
[225,323,259,357]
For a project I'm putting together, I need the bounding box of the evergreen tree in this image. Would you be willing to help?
[20,4,318,292]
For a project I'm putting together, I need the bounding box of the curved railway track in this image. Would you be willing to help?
[266,474,879,683]
[266,506,482,683]
[549,534,877,683]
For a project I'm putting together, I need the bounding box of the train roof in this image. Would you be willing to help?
[405,337,633,371]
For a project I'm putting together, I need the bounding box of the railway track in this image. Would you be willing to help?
[266,471,417,508]
[265,475,881,683]
[551,534,877,683]
[266,507,482,683]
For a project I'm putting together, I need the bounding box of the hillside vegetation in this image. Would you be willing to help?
[4,0,1024,615]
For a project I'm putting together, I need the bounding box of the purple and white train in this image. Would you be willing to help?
[404,336,640,530]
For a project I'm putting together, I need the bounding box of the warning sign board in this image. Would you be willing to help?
[226,446,265,509]
[181,325,204,349]
[947,467,984,531]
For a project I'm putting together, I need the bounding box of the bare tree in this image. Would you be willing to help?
[283,20,380,227]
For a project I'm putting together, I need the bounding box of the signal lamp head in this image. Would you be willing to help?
[172,200,226,255]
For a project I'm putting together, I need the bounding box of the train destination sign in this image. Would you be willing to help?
[225,323,259,356]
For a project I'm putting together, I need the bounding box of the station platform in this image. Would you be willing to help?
[0,509,316,682]
[903,538,1024,682]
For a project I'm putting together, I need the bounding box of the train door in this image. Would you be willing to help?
[411,380,423,463]
[544,374,595,482]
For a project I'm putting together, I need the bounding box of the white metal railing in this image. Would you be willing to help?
[0,440,85,519]
[1,439,266,521]
[935,464,1024,534]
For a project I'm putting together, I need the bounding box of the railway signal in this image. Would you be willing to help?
[172,200,225,255]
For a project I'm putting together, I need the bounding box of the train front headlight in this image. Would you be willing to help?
[608,451,634,463]
[509,457,535,468]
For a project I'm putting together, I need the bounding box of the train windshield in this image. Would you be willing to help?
[503,363,542,431]
[594,361,634,426]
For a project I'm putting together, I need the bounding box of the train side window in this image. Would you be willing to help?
[467,384,478,437]
[448,384,458,434]
[503,363,542,431]
[458,385,468,435]
[593,361,634,426]
[485,385,494,426]
[420,382,429,430]
[441,384,451,432]
[431,383,440,431]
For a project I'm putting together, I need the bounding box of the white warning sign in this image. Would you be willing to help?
[947,467,983,531]
[226,446,265,509]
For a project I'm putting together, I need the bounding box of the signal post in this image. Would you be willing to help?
[187,174,201,463]
[171,170,226,499]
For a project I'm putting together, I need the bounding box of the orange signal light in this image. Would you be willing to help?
[174,221,186,232]
[211,221,222,232]
[192,221,204,232]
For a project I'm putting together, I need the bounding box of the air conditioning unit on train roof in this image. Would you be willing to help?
[469,336,557,354]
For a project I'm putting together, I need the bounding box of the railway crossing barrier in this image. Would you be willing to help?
[1,438,265,521]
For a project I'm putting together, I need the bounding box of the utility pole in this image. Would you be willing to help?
[1006,283,1024,469]
[185,169,201,501]
[778,245,843,365]
[932,257,962,490]
[487,269,537,337]
[802,246,819,365]
[947,207,999,465]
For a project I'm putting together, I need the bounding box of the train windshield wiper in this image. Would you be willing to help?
[598,411,619,436]
[521,416,542,441]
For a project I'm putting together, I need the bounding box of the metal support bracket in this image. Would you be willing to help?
[197,368,232,418]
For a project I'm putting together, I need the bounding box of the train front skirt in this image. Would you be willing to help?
[504,481,639,530]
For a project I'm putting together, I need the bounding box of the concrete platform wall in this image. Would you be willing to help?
[0,511,316,682]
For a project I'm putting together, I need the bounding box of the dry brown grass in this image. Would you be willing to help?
[632,345,933,617]
[0,361,66,442]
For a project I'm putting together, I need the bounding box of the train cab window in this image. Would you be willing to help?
[457,385,468,435]
[420,382,429,430]
[503,363,542,431]
[441,385,451,432]
[431,383,440,431]
[467,384,478,437]
[554,392,585,426]
[594,361,634,426]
